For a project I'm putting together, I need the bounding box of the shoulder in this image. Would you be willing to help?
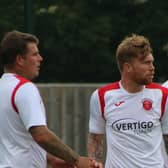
[13,75,39,95]
[91,82,120,101]
[90,82,120,102]
[14,74,30,83]
[162,81,168,88]
[146,82,168,93]
[98,81,120,95]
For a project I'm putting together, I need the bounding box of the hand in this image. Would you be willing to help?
[74,156,103,168]
[89,159,103,168]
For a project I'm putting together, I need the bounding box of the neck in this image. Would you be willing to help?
[4,67,18,75]
[120,78,144,93]
[4,67,25,78]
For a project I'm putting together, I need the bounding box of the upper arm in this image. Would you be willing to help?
[88,133,104,146]
[87,133,104,161]
[163,134,168,154]
[161,83,168,134]
[161,97,168,134]
[15,83,46,130]
[89,90,105,134]
[29,125,50,144]
[163,134,168,144]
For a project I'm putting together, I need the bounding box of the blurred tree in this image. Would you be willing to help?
[0,0,168,83]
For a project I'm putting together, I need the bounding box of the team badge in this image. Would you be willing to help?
[142,99,153,111]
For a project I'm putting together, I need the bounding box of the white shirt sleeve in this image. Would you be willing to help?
[89,89,105,134]
[162,81,168,87]
[161,99,168,134]
[15,82,47,130]
[161,81,168,134]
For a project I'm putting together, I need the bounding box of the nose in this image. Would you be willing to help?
[38,54,43,61]
[150,62,155,72]
[151,63,154,69]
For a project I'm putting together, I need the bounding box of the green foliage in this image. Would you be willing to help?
[0,0,168,83]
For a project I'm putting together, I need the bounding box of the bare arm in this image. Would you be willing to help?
[30,126,104,168]
[163,134,168,154]
[29,126,79,165]
[47,153,74,168]
[87,133,104,162]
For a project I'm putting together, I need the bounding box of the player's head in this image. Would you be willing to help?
[116,34,152,73]
[116,34,154,85]
[0,30,43,80]
[0,30,39,66]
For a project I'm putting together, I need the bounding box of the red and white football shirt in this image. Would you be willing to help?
[162,81,168,168]
[0,73,47,168]
[89,81,168,168]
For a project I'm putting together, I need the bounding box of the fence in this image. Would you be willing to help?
[37,83,103,155]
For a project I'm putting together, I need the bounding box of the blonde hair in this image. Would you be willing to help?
[116,34,152,72]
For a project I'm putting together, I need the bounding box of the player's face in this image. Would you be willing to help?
[19,42,43,80]
[129,53,155,85]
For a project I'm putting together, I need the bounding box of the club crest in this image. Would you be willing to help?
[142,99,153,111]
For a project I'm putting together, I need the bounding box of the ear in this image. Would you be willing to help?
[123,62,132,73]
[15,55,25,67]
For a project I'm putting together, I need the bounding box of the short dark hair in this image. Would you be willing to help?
[0,30,39,66]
